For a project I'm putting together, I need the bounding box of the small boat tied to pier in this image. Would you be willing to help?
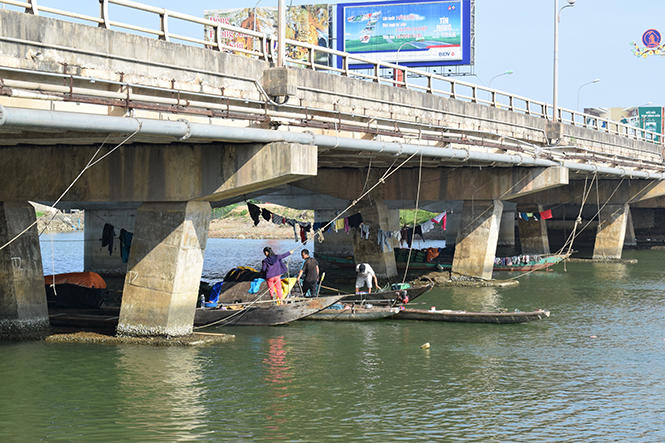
[393,307,550,324]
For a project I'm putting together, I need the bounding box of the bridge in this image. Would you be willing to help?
[1,1,664,338]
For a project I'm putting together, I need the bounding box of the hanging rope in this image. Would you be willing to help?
[402,148,424,284]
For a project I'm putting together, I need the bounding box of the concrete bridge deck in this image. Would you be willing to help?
[1,3,664,338]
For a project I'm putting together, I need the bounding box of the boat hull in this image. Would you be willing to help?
[339,283,433,305]
[194,295,346,327]
[394,308,550,324]
[304,306,399,321]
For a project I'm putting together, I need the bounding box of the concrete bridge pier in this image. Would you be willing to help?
[352,201,398,278]
[0,201,50,339]
[84,208,137,276]
[498,209,516,247]
[593,203,630,260]
[117,201,211,337]
[452,200,503,280]
[516,203,551,255]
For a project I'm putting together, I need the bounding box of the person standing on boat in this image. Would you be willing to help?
[355,263,379,293]
[297,249,319,297]
[262,247,294,302]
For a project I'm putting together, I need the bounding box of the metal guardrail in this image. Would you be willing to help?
[2,0,663,150]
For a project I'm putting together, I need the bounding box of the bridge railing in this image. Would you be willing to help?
[2,0,663,150]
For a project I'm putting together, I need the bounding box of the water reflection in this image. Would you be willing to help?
[115,347,206,441]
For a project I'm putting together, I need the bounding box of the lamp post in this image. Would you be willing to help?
[396,36,425,66]
[394,37,424,86]
[489,70,513,89]
[253,0,262,52]
[553,0,576,122]
[576,79,599,112]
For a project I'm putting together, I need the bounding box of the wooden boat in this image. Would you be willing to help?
[194,294,346,327]
[303,305,399,321]
[393,308,550,324]
[337,282,434,306]
[316,252,565,273]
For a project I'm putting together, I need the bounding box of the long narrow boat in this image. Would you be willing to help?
[303,305,399,321]
[393,308,550,324]
[316,253,565,273]
[337,283,434,305]
[194,294,346,327]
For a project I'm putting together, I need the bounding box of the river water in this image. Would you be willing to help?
[1,232,665,441]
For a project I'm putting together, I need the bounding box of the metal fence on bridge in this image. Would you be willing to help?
[1,0,662,149]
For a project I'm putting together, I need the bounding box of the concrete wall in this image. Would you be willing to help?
[84,208,137,276]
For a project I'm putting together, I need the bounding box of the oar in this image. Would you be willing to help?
[315,272,325,298]
[320,284,344,293]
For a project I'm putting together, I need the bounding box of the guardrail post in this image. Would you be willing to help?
[525,100,531,115]
[159,10,170,42]
[342,57,349,77]
[472,85,477,103]
[509,95,514,111]
[26,0,39,15]
[450,82,456,100]
[309,46,316,70]
[491,91,496,107]
[214,24,222,51]
[373,63,380,83]
[98,0,109,29]
[427,74,433,93]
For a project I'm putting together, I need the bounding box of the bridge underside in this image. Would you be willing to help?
[1,7,665,338]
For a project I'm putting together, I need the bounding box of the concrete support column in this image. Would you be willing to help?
[517,203,551,255]
[624,209,636,247]
[312,209,355,259]
[117,201,211,337]
[452,200,503,280]
[498,210,516,247]
[594,203,629,259]
[352,201,398,278]
[0,202,49,339]
[84,208,137,276]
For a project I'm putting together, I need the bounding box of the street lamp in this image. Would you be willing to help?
[253,0,262,52]
[396,37,425,66]
[489,70,513,89]
[576,79,599,112]
[553,0,576,122]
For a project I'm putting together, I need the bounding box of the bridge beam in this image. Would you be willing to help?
[0,142,317,204]
[297,166,568,202]
[593,204,630,260]
[452,200,503,280]
[117,201,210,337]
[0,201,49,339]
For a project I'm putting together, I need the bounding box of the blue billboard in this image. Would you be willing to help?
[336,0,473,69]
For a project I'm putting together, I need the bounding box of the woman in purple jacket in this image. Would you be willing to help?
[261,247,294,301]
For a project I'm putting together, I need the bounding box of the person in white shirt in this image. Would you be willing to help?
[355,263,378,293]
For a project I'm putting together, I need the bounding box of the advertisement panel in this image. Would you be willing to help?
[639,106,663,141]
[204,5,331,63]
[336,0,472,68]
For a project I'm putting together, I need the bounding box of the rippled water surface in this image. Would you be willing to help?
[2,236,665,441]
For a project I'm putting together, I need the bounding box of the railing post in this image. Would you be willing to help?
[26,0,39,15]
[491,91,496,107]
[427,74,433,93]
[450,82,456,100]
[98,0,109,28]
[525,100,531,115]
[472,85,477,103]
[214,24,222,51]
[373,62,380,83]
[509,95,514,111]
[342,56,349,77]
[309,46,315,70]
[159,10,169,42]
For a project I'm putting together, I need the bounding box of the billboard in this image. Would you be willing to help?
[204,5,331,63]
[336,0,473,69]
[638,106,663,141]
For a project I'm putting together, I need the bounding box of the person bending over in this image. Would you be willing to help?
[355,263,378,293]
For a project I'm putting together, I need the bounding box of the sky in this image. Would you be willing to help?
[18,0,665,112]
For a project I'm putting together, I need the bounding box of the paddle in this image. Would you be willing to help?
[315,272,325,298]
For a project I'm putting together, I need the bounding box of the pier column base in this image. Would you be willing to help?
[624,209,636,247]
[593,204,629,259]
[117,201,211,337]
[517,203,551,255]
[352,201,398,278]
[452,200,503,280]
[0,202,49,340]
